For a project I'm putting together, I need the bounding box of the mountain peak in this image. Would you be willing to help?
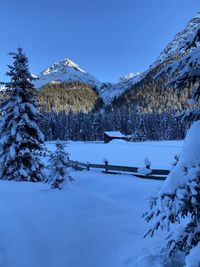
[42,58,85,76]
[34,58,102,89]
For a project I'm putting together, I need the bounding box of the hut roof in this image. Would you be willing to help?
[104,131,124,138]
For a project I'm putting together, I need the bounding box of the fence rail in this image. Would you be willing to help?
[69,159,170,180]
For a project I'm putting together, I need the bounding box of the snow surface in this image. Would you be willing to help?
[0,140,184,267]
[0,171,165,267]
[137,167,152,175]
[110,139,127,144]
[185,243,200,267]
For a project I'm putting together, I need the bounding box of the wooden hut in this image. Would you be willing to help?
[103,131,125,143]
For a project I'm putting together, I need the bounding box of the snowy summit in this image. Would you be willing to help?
[34,58,102,89]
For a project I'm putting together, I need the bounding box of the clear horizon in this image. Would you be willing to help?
[1,0,200,83]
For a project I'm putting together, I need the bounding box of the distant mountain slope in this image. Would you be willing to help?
[100,71,147,104]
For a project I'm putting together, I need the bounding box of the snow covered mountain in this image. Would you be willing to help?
[152,11,200,68]
[108,11,200,112]
[34,58,102,90]
[101,12,200,105]
[33,57,144,105]
[33,11,200,110]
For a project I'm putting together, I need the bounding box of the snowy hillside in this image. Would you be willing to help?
[100,71,147,104]
[34,58,102,90]
[152,12,200,68]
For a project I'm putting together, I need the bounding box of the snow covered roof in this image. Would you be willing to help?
[104,131,125,138]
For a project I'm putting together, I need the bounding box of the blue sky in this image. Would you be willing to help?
[0,0,200,82]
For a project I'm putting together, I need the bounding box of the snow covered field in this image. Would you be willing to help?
[48,140,183,169]
[0,140,184,267]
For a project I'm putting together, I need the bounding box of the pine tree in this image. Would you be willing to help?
[48,141,72,190]
[0,47,44,182]
[144,26,200,263]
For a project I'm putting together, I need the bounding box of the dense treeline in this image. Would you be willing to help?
[39,110,188,141]
[35,73,197,116]
[38,81,103,113]
[38,77,195,115]
[109,66,196,114]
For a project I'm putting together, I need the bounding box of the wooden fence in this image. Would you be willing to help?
[35,150,170,180]
[68,159,170,180]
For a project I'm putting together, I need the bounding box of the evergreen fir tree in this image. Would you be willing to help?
[0,47,44,182]
[48,141,72,190]
[144,26,200,263]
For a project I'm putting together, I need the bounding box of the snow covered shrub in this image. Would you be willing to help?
[144,120,200,259]
[48,141,72,190]
[0,48,44,182]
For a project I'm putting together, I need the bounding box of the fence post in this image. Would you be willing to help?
[75,161,78,170]
[87,162,90,171]
[104,160,108,173]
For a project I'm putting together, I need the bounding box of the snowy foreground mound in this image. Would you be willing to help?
[0,141,185,267]
[0,172,181,267]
